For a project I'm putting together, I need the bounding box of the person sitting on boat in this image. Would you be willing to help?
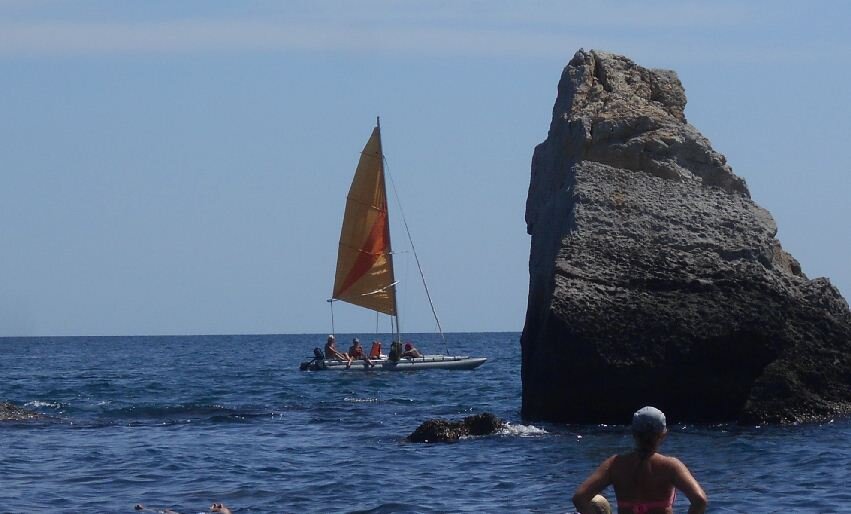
[400,342,423,359]
[348,337,375,367]
[324,335,352,368]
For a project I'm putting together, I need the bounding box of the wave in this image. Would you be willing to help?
[96,403,281,423]
[497,422,548,437]
[24,400,65,409]
[349,502,439,513]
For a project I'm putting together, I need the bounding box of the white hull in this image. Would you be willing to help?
[300,354,487,371]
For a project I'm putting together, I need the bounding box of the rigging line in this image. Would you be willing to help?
[383,156,448,354]
[327,298,336,338]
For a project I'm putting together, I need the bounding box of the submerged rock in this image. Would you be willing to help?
[522,49,851,425]
[408,413,505,443]
[0,401,42,421]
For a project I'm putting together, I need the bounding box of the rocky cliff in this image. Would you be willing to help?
[521,49,851,425]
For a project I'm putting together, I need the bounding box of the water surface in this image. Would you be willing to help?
[1,333,849,512]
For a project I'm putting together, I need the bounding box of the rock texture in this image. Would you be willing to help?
[522,49,851,425]
[407,413,504,443]
[0,401,41,421]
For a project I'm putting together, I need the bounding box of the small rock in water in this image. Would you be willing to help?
[407,412,505,443]
[0,401,41,421]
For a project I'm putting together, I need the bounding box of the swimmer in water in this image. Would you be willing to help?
[572,406,707,514]
[132,502,232,513]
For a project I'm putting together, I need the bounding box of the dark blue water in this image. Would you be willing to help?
[1,333,849,513]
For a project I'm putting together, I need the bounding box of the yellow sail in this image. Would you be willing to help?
[332,124,397,315]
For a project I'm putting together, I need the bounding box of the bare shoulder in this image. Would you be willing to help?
[592,454,620,478]
[606,452,634,476]
[655,454,690,473]
[662,454,686,465]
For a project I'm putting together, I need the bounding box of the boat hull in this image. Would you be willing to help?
[300,355,487,371]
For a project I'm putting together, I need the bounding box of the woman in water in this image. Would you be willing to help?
[572,406,707,514]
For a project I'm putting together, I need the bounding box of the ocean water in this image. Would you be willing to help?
[1,333,849,513]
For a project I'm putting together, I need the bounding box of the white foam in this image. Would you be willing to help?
[343,397,379,403]
[24,400,62,409]
[498,422,548,437]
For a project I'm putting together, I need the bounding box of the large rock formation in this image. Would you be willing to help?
[522,49,851,425]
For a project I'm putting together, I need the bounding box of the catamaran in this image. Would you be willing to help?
[300,118,486,372]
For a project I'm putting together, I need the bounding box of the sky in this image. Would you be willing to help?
[1,1,849,337]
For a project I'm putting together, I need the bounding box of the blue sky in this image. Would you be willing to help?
[1,1,849,336]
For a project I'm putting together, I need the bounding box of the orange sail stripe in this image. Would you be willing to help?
[334,209,390,299]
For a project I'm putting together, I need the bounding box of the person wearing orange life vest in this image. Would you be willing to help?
[348,338,375,367]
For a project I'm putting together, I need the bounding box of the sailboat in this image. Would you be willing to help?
[300,118,486,371]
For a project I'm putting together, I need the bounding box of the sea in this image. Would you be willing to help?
[1,333,850,513]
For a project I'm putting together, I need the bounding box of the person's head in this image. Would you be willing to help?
[404,343,412,351]
[327,335,335,344]
[352,337,360,346]
[631,406,667,454]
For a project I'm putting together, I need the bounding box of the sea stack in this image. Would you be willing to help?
[522,49,851,425]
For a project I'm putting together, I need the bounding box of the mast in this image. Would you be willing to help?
[376,116,401,344]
